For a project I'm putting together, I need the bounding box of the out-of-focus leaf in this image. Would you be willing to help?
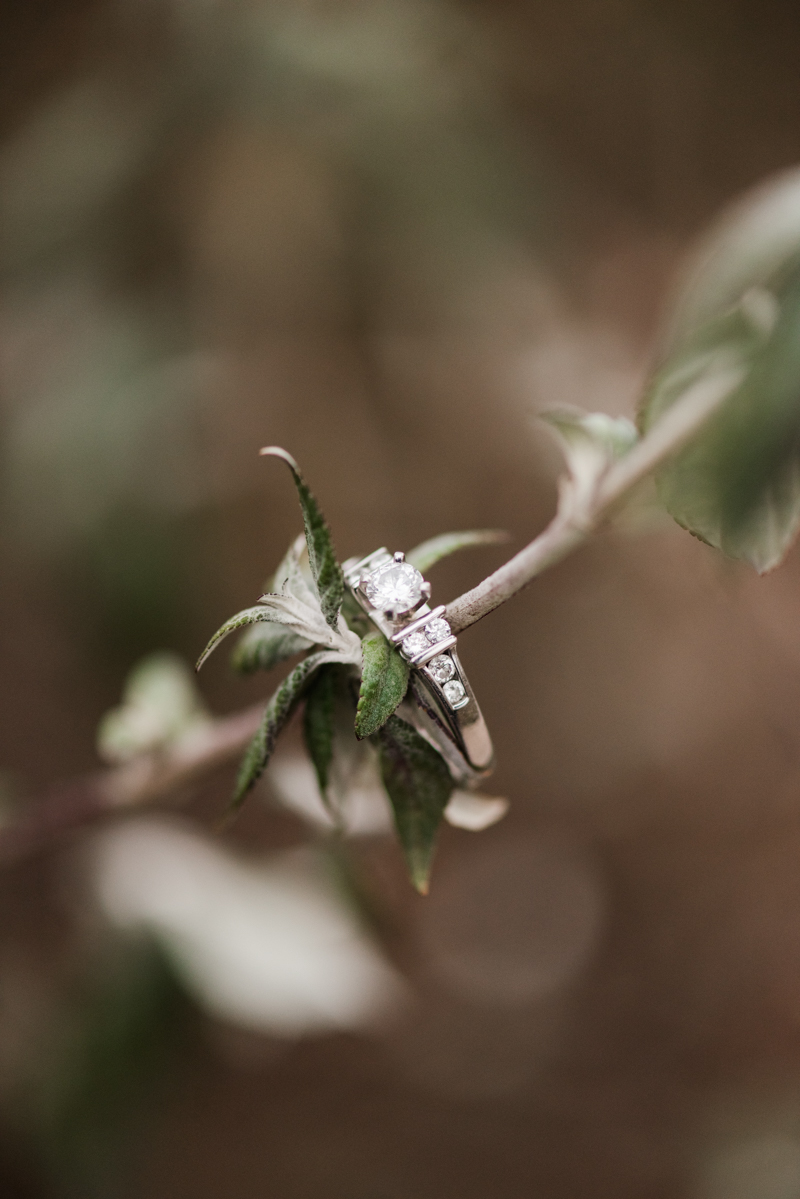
[98,653,209,764]
[231,622,312,674]
[405,529,509,574]
[374,715,453,894]
[231,651,340,814]
[444,790,509,830]
[639,169,800,573]
[303,665,339,802]
[260,447,344,628]
[355,633,410,740]
[540,407,638,523]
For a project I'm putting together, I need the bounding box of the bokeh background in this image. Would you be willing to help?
[5,1,800,1196]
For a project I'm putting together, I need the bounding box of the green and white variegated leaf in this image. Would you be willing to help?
[231,650,347,814]
[640,168,800,573]
[354,633,410,740]
[98,653,210,764]
[374,715,454,894]
[231,621,312,675]
[260,448,344,628]
[540,407,638,525]
[405,529,509,574]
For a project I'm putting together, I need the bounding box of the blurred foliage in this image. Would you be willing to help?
[24,937,187,1199]
[641,169,800,571]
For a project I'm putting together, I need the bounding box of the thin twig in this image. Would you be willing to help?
[0,703,265,867]
[445,369,739,632]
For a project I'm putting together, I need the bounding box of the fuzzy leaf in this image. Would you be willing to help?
[639,168,800,573]
[405,529,509,574]
[540,407,638,524]
[197,606,281,671]
[303,665,339,801]
[231,651,337,814]
[375,715,453,894]
[355,633,410,740]
[198,591,343,672]
[231,622,312,675]
[260,447,344,628]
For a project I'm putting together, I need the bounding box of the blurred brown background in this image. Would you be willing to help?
[4,1,800,1196]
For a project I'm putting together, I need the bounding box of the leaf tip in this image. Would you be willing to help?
[259,445,299,472]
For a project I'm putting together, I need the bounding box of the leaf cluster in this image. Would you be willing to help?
[197,448,502,891]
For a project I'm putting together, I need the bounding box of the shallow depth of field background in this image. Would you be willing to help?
[5,1,800,1197]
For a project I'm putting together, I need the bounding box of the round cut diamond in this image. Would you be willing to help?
[425,617,451,644]
[443,679,466,706]
[364,562,423,614]
[402,629,430,658]
[427,654,455,684]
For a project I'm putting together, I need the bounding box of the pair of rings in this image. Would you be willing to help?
[342,549,493,784]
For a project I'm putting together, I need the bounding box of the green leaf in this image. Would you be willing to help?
[540,408,639,523]
[355,633,410,740]
[230,651,334,815]
[541,408,638,462]
[406,529,509,574]
[374,715,453,894]
[639,169,800,573]
[197,606,281,671]
[260,447,344,628]
[303,665,339,801]
[231,622,312,674]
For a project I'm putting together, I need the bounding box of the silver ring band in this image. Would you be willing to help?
[342,549,494,784]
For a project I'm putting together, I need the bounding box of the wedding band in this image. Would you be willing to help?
[342,549,494,784]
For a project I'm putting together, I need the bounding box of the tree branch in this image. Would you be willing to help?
[0,702,265,867]
[445,370,737,632]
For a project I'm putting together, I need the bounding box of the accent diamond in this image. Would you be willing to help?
[364,561,423,614]
[443,679,466,706]
[425,616,451,643]
[402,630,430,658]
[427,654,455,684]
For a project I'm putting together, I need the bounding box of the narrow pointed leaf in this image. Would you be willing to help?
[375,715,453,894]
[231,622,312,674]
[355,633,410,740]
[260,447,344,628]
[406,529,509,574]
[230,651,335,815]
[196,607,282,671]
[303,665,339,801]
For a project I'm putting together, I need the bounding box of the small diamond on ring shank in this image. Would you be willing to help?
[402,629,429,657]
[443,679,466,705]
[427,654,455,684]
[425,616,451,643]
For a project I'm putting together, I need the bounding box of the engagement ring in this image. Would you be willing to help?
[343,549,494,783]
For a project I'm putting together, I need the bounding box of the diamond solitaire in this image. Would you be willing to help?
[364,561,424,615]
